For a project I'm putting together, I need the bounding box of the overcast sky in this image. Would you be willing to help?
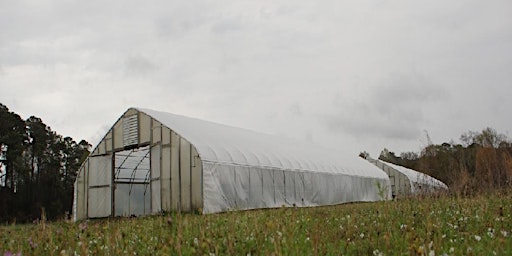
[1,0,511,157]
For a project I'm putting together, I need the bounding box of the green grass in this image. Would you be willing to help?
[2,191,512,255]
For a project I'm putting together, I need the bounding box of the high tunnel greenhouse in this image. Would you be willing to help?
[361,154,448,198]
[73,108,391,220]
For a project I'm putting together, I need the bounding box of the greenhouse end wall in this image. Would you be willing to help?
[73,109,203,221]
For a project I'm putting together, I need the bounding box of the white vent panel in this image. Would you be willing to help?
[123,115,139,147]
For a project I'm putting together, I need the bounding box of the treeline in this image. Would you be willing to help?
[379,127,512,195]
[0,103,90,223]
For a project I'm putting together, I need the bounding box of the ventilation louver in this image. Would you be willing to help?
[123,115,138,147]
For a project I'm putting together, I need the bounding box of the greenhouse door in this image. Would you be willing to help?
[113,146,151,217]
[87,154,112,218]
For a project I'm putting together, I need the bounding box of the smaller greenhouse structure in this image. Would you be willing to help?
[361,154,448,198]
[73,108,391,221]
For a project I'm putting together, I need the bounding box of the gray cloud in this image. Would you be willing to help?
[0,0,511,156]
[288,103,303,117]
[323,73,448,141]
[124,56,159,77]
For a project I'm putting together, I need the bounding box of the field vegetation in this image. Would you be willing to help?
[2,190,512,255]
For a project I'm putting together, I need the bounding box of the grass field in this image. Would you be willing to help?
[2,191,512,255]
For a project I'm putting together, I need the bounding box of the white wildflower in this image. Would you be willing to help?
[488,228,495,238]
[501,230,509,237]
[474,235,481,241]
[360,233,365,239]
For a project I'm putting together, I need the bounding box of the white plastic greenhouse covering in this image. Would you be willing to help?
[73,108,391,220]
[364,156,448,196]
[380,160,448,193]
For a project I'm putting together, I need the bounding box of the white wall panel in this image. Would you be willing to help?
[191,146,202,211]
[249,168,263,208]
[215,164,237,210]
[147,180,162,213]
[105,131,113,153]
[170,132,180,211]
[88,187,111,218]
[161,146,171,211]
[97,140,106,155]
[151,145,161,213]
[88,155,111,186]
[180,138,191,212]
[152,120,162,142]
[140,113,151,144]
[284,170,295,206]
[274,169,285,207]
[162,127,171,144]
[87,155,112,218]
[73,159,88,221]
[234,166,249,209]
[294,172,305,206]
[113,121,123,150]
[261,170,275,207]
